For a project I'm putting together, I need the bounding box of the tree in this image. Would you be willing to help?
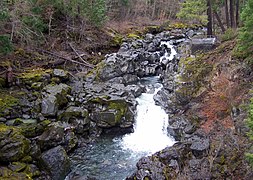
[237,0,253,62]
[176,0,208,25]
[207,0,213,35]
[230,0,236,28]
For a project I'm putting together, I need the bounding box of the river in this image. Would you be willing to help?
[66,42,176,180]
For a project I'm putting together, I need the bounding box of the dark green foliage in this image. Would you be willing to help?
[42,0,107,27]
[0,35,13,55]
[176,0,207,24]
[22,16,47,33]
[236,0,253,63]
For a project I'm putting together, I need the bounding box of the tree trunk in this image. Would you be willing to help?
[214,10,226,33]
[225,0,230,28]
[230,0,235,28]
[235,0,239,26]
[207,0,213,36]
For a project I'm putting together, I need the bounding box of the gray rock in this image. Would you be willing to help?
[190,138,210,158]
[53,69,69,80]
[40,146,70,180]
[125,85,144,97]
[41,84,71,116]
[41,94,58,116]
[123,74,139,85]
[38,122,78,152]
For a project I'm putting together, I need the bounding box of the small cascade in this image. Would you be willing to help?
[160,41,177,63]
[120,76,175,154]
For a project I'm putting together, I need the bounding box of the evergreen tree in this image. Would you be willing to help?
[176,0,208,25]
[237,0,253,63]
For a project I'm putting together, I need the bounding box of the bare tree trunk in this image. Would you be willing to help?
[235,0,239,27]
[230,0,235,28]
[214,10,226,33]
[207,0,213,36]
[225,0,230,28]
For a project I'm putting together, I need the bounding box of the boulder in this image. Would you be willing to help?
[37,122,78,152]
[0,124,31,162]
[59,106,90,135]
[52,69,69,81]
[89,98,135,129]
[41,84,71,117]
[40,146,70,180]
[190,138,210,158]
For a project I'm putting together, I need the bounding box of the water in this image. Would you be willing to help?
[120,77,175,154]
[67,42,176,180]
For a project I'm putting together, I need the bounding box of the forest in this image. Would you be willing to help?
[0,0,253,179]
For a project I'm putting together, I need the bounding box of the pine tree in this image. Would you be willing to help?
[237,0,253,63]
[176,0,208,25]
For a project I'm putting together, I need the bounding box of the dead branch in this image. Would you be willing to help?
[68,42,95,68]
[36,49,94,68]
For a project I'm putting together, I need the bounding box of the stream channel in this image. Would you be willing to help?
[67,42,177,180]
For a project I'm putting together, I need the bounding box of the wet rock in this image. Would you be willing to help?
[0,124,31,162]
[40,145,70,180]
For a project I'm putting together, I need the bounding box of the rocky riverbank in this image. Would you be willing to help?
[0,26,252,179]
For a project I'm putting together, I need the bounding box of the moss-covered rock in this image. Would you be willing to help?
[18,120,51,138]
[0,93,19,117]
[175,55,213,105]
[0,124,31,162]
[0,163,40,179]
[38,121,78,152]
[90,97,134,128]
[18,68,52,86]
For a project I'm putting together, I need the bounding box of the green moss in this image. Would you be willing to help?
[108,100,128,123]
[86,61,105,81]
[127,33,141,39]
[177,55,213,98]
[18,68,52,85]
[112,34,123,46]
[144,25,162,34]
[0,93,19,117]
[169,22,188,29]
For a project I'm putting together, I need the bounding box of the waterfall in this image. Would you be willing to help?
[120,77,175,154]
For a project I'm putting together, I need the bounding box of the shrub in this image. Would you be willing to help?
[0,35,13,55]
[221,28,237,42]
